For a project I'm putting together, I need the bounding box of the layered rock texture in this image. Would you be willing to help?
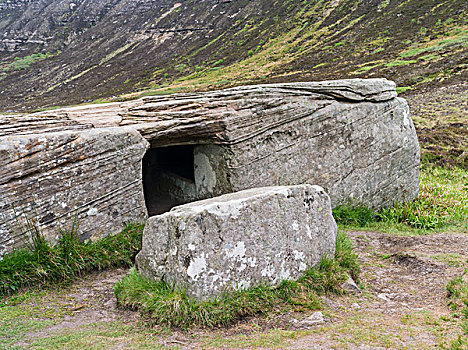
[0,79,420,256]
[136,184,337,300]
[0,128,148,256]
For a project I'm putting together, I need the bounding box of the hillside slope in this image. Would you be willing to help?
[0,0,466,111]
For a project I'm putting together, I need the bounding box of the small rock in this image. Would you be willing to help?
[377,293,391,302]
[71,304,86,312]
[104,299,114,308]
[300,311,325,326]
[351,302,360,309]
[341,274,361,294]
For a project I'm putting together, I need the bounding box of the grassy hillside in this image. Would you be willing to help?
[0,0,466,111]
[155,0,468,95]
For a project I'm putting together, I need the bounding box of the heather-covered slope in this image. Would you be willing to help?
[0,0,466,111]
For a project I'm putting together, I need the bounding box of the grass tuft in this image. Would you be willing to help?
[379,164,467,231]
[446,272,468,347]
[335,228,360,282]
[114,231,359,329]
[332,203,378,227]
[378,198,441,230]
[447,273,468,314]
[333,165,467,232]
[0,222,144,296]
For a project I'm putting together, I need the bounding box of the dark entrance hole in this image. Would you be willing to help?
[142,145,196,216]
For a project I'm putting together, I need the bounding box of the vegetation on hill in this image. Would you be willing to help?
[0,0,466,111]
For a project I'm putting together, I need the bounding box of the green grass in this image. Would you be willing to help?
[419,54,440,61]
[447,273,468,315]
[356,63,381,72]
[431,253,465,268]
[114,231,359,329]
[3,53,53,72]
[380,165,467,231]
[332,203,377,227]
[0,222,144,296]
[24,321,170,350]
[1,300,58,349]
[399,30,468,59]
[385,59,418,67]
[333,164,467,233]
[447,272,468,348]
[396,86,412,94]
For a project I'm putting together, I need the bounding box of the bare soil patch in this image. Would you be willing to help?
[6,230,468,349]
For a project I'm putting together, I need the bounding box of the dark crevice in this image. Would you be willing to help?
[142,145,196,216]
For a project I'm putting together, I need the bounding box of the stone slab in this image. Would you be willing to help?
[136,184,337,300]
[0,79,420,255]
[0,127,148,255]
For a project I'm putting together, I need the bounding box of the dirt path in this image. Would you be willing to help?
[284,231,468,349]
[5,231,468,349]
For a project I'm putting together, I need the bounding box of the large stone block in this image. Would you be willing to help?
[136,184,337,300]
[0,127,148,256]
[121,79,421,209]
[0,79,420,255]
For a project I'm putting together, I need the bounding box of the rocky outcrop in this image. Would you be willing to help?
[0,79,420,256]
[136,184,337,300]
[130,79,420,209]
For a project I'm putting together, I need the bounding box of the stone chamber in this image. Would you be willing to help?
[0,79,420,255]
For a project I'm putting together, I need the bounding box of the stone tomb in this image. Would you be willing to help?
[0,79,420,255]
[136,184,337,300]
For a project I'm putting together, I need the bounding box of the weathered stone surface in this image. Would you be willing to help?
[4,79,420,209]
[136,184,337,300]
[298,311,326,327]
[0,113,91,136]
[126,79,419,209]
[341,274,361,294]
[0,79,420,255]
[0,127,148,256]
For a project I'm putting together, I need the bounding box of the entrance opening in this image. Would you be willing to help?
[142,145,196,216]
